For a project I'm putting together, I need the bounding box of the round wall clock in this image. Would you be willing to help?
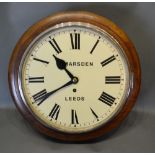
[8,11,141,142]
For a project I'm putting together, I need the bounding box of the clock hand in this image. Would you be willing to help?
[53,54,74,79]
[37,55,79,105]
[37,76,78,105]
[37,80,74,106]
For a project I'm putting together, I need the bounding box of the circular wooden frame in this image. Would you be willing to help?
[8,11,141,142]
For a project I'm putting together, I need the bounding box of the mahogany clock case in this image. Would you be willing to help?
[8,11,141,142]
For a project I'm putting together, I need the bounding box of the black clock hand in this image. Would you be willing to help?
[53,55,74,79]
[37,55,79,105]
[37,80,73,105]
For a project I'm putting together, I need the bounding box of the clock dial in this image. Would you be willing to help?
[20,23,130,133]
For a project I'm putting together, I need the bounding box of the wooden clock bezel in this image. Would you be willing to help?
[8,11,141,142]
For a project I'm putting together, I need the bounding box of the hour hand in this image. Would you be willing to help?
[53,55,75,79]
[53,54,66,70]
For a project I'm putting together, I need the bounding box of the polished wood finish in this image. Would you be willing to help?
[8,11,141,142]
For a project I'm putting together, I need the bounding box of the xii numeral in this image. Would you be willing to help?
[49,38,62,54]
[99,91,115,106]
[71,109,79,125]
[105,76,121,84]
[70,33,80,49]
[49,104,60,120]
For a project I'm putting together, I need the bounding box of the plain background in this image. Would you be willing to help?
[0,2,155,152]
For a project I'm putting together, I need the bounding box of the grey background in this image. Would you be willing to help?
[0,2,155,152]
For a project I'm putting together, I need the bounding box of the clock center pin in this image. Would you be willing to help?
[72,77,79,84]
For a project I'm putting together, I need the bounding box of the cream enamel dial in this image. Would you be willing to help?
[20,23,130,133]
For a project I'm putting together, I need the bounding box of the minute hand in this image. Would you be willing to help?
[38,80,73,105]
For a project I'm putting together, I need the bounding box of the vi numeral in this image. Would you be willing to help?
[71,109,79,125]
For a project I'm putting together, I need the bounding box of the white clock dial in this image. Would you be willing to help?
[20,23,130,133]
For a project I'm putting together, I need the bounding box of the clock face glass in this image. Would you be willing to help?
[19,22,130,133]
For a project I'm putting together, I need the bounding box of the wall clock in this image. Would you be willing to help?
[8,11,141,142]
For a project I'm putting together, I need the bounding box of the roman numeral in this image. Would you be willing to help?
[71,109,79,125]
[49,38,62,54]
[90,108,99,120]
[49,104,60,120]
[70,33,80,49]
[101,55,116,67]
[28,77,44,83]
[32,89,47,103]
[33,58,49,64]
[105,76,121,84]
[90,38,100,54]
[99,91,115,106]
